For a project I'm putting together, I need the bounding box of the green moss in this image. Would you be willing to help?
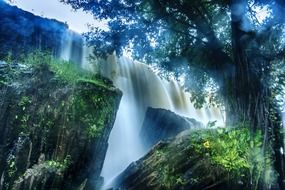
[160,165,187,189]
[7,158,17,177]
[3,51,13,63]
[6,51,118,139]
[1,55,121,189]
[18,96,32,108]
[0,80,6,85]
[77,78,110,89]
[70,89,116,139]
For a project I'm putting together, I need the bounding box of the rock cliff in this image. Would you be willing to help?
[0,1,83,64]
[0,61,122,190]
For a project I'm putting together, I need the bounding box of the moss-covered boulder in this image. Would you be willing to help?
[111,127,278,190]
[0,60,122,190]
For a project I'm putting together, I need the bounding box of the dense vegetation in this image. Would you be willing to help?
[61,0,285,189]
[0,52,121,189]
[112,125,277,190]
[152,127,273,190]
[3,51,116,140]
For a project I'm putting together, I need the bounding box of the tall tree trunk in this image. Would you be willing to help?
[225,0,285,189]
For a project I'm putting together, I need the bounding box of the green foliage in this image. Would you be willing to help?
[70,90,116,139]
[153,148,187,189]
[16,96,33,132]
[45,155,71,171]
[3,52,13,63]
[7,157,17,177]
[5,50,117,140]
[189,127,276,189]
[18,96,32,108]
[160,165,187,189]
[0,80,6,85]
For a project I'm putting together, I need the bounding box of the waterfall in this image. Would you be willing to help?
[59,32,224,188]
[60,31,72,61]
[60,30,83,65]
[97,56,224,188]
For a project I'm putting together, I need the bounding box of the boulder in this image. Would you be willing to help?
[140,107,204,150]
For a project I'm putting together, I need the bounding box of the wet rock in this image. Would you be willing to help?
[140,107,204,150]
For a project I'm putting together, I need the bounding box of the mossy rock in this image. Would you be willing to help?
[0,61,122,190]
[111,128,278,190]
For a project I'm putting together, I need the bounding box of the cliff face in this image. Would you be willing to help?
[0,61,122,190]
[0,1,83,64]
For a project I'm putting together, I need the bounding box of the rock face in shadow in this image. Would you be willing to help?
[0,61,122,190]
[140,107,204,150]
[0,1,83,64]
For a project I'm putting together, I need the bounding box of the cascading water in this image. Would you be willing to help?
[60,30,84,65]
[60,31,73,61]
[97,56,224,188]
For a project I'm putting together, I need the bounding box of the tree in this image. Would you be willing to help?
[61,0,285,188]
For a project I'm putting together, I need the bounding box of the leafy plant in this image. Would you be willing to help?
[45,155,72,171]
[189,126,276,188]
[7,157,17,177]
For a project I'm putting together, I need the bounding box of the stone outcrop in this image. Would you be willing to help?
[0,61,122,190]
[140,107,204,150]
